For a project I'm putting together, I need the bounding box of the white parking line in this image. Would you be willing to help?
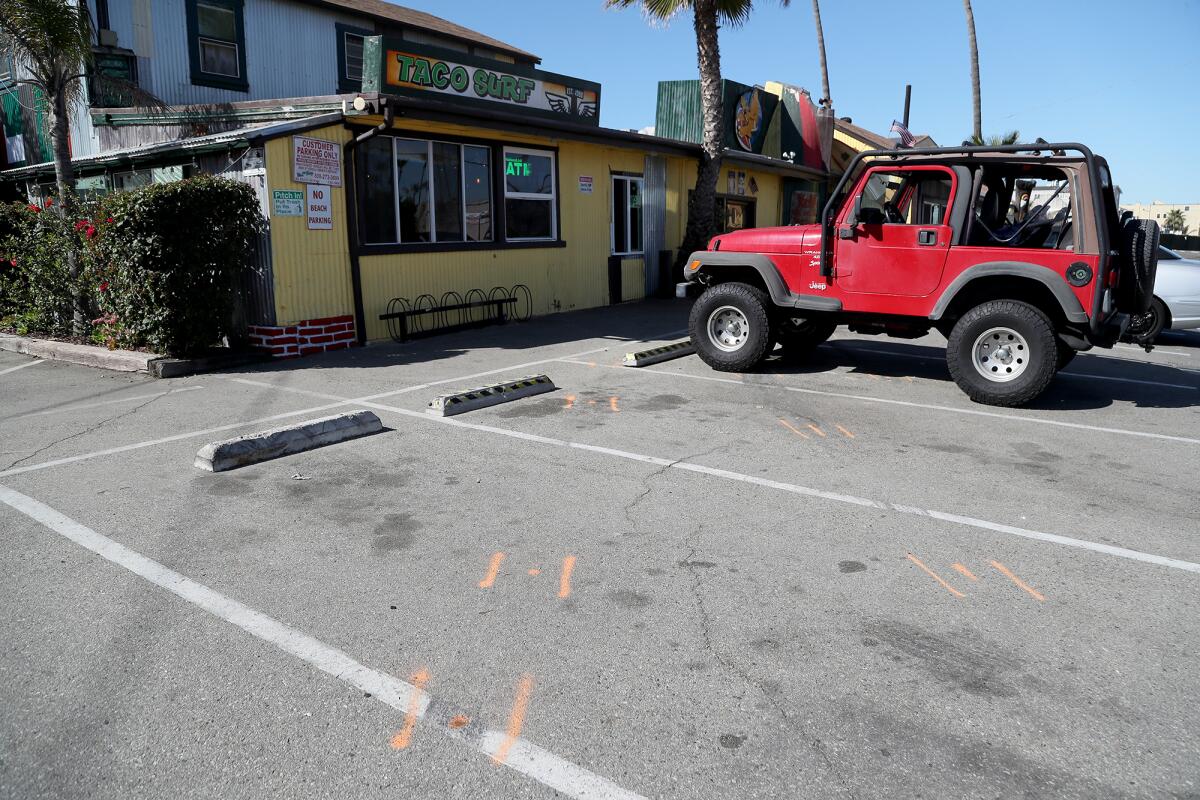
[0,483,644,800]
[0,359,44,377]
[557,359,1200,447]
[12,386,206,418]
[836,345,1198,390]
[229,378,1200,576]
[0,339,635,479]
[1115,343,1191,358]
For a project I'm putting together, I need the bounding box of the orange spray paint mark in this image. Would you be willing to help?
[564,395,576,409]
[952,563,979,581]
[807,424,826,438]
[609,396,619,412]
[479,552,505,589]
[558,555,576,599]
[527,568,541,576]
[779,419,809,439]
[991,561,1045,602]
[587,361,597,368]
[448,714,470,729]
[906,553,965,598]
[492,673,534,764]
[390,668,430,750]
[835,424,855,439]
[588,399,597,406]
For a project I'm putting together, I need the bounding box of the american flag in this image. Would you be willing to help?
[890,119,915,148]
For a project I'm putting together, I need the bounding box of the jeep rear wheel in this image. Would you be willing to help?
[775,315,837,361]
[946,300,1058,407]
[690,282,773,372]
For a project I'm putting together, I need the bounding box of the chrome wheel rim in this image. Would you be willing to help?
[971,326,1030,383]
[707,305,751,352]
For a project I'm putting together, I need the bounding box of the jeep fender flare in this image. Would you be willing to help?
[929,262,1089,324]
[684,251,842,312]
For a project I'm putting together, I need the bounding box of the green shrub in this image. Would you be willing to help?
[0,200,86,336]
[90,176,265,356]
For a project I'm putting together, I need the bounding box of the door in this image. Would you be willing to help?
[835,166,956,297]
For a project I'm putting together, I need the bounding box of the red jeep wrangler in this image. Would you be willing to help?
[684,143,1159,406]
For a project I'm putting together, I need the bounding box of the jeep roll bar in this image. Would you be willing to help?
[819,142,1111,332]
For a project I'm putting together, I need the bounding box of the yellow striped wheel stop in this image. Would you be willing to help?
[427,375,556,417]
[623,340,695,367]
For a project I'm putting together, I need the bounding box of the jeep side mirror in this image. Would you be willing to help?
[849,194,862,227]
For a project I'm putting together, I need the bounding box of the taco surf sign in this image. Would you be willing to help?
[361,37,601,126]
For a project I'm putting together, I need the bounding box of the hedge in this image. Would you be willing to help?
[89,176,266,356]
[0,199,85,337]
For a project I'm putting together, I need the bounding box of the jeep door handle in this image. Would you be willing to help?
[917,229,938,246]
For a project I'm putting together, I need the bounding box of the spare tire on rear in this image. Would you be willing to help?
[1117,217,1160,314]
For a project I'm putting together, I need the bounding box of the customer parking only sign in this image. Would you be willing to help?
[293,136,342,186]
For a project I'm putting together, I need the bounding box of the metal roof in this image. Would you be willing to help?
[0,113,344,180]
[296,0,539,62]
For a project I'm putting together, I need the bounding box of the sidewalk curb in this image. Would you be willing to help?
[0,333,157,373]
[194,410,384,472]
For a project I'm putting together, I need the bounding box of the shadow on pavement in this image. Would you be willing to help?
[766,339,1200,412]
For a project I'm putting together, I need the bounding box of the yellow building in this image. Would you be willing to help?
[237,36,824,352]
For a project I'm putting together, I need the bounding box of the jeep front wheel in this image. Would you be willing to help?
[946,300,1058,407]
[689,282,773,372]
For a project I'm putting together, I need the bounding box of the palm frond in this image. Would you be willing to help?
[0,0,93,93]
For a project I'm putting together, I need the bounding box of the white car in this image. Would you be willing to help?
[1127,246,1200,343]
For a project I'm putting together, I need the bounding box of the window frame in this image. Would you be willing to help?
[502,145,557,242]
[352,126,565,254]
[336,23,373,93]
[185,0,248,92]
[611,173,644,256]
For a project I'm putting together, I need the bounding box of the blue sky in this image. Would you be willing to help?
[407,0,1199,203]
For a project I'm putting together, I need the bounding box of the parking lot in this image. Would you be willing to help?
[2,298,1198,799]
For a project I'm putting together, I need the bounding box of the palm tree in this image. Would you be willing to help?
[812,0,830,108]
[1163,209,1186,234]
[962,0,982,144]
[0,0,93,332]
[606,0,788,268]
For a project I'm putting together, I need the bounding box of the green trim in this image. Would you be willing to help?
[186,0,249,93]
[336,23,373,95]
[91,101,343,127]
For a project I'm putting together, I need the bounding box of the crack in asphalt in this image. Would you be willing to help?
[621,445,726,532]
[679,539,859,800]
[0,391,169,473]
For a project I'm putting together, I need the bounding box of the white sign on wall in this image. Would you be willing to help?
[578,175,593,194]
[306,184,333,230]
[293,136,342,186]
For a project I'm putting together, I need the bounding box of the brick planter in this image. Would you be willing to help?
[248,315,356,358]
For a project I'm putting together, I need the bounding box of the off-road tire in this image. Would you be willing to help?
[1125,296,1168,346]
[775,314,837,361]
[689,282,773,372]
[1055,340,1076,371]
[1118,217,1160,314]
[946,300,1058,407]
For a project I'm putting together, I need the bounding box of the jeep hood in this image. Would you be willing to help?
[710,224,821,253]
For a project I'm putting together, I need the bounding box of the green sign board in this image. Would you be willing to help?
[362,37,602,127]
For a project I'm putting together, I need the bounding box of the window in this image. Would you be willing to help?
[611,175,643,255]
[359,136,493,245]
[503,147,556,240]
[336,24,372,93]
[969,165,1075,250]
[186,0,247,91]
[857,169,953,225]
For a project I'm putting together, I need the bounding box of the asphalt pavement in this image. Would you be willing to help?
[1,299,1198,799]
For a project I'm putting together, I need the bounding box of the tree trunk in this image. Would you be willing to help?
[812,0,831,107]
[963,0,982,144]
[48,88,83,335]
[675,0,724,273]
